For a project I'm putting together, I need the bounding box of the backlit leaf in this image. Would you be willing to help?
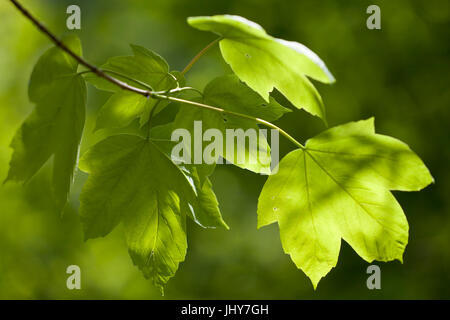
[203,74,290,174]
[79,135,195,291]
[150,123,229,229]
[258,118,433,288]
[188,15,335,122]
[6,35,86,212]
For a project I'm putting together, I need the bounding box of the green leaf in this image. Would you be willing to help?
[257,118,433,288]
[222,117,272,174]
[188,15,335,122]
[79,135,196,291]
[6,35,86,212]
[85,44,174,92]
[140,71,186,127]
[181,165,229,230]
[94,89,148,130]
[167,75,289,175]
[149,123,229,229]
[204,74,291,121]
[173,98,224,179]
[85,45,179,129]
[203,75,290,174]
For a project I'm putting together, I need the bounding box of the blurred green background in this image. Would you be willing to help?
[0,0,449,299]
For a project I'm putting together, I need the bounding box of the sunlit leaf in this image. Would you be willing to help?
[203,74,290,174]
[258,118,433,288]
[181,165,229,230]
[188,15,335,122]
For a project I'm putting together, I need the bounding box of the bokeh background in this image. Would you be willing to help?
[0,0,449,299]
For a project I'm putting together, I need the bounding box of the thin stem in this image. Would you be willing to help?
[9,0,152,98]
[153,94,305,149]
[181,37,221,75]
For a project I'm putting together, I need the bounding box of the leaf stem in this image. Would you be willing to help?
[181,37,222,75]
[10,0,305,150]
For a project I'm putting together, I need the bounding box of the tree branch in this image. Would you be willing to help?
[9,0,305,149]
